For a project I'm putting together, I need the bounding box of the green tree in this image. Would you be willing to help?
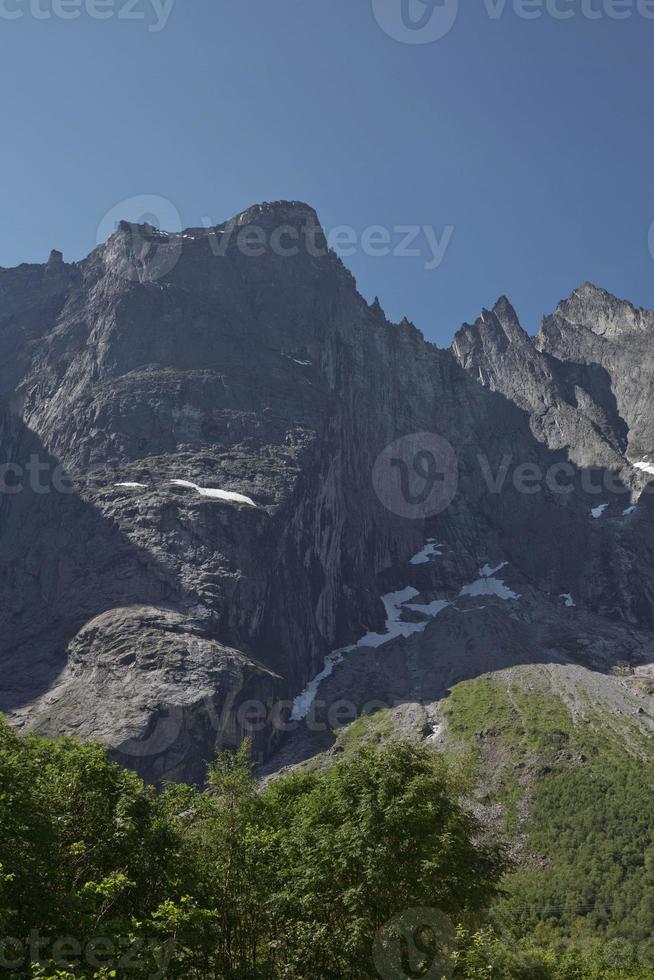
[264,740,506,978]
[0,720,509,979]
[0,717,180,977]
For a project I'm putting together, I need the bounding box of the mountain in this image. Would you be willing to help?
[1,201,653,799]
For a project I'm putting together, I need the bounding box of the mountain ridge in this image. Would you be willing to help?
[1,200,653,786]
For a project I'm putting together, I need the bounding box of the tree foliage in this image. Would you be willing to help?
[0,722,504,978]
[1,715,650,978]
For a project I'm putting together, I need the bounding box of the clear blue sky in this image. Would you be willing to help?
[1,0,652,345]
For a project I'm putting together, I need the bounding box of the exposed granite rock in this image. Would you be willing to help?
[2,202,654,781]
[452,295,630,474]
[538,283,654,462]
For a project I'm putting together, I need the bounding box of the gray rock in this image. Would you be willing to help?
[2,202,654,781]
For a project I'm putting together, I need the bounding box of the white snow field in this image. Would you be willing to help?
[291,545,523,722]
[459,561,521,601]
[291,541,450,721]
[459,577,521,600]
[409,540,443,564]
[289,650,347,722]
[168,479,256,506]
[479,561,507,577]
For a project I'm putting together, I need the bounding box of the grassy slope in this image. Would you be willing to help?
[442,672,654,943]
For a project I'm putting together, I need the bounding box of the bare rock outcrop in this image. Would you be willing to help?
[2,203,654,781]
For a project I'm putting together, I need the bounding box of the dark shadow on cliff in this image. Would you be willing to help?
[0,409,183,713]
[259,372,654,774]
[259,590,654,777]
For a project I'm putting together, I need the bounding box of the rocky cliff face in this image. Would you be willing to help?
[2,202,653,782]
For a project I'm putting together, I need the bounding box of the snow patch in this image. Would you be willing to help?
[634,460,654,476]
[115,482,147,490]
[623,505,637,516]
[405,598,450,617]
[168,479,256,507]
[409,540,443,565]
[426,720,444,743]
[291,581,450,721]
[458,561,520,601]
[479,561,507,577]
[591,503,609,519]
[359,587,424,646]
[460,577,520,600]
[290,649,347,722]
[282,353,312,366]
[560,593,576,608]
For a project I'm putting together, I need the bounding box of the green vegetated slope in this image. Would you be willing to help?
[442,671,654,944]
[2,677,654,980]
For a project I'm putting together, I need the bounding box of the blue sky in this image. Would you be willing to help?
[1,0,652,345]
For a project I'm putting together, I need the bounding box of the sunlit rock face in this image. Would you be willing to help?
[2,202,654,782]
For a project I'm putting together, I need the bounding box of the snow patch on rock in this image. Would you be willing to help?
[405,598,450,617]
[290,650,347,722]
[479,561,507,577]
[409,540,443,565]
[282,353,312,367]
[291,548,452,721]
[458,560,520,601]
[460,577,520,600]
[426,720,444,743]
[168,479,256,506]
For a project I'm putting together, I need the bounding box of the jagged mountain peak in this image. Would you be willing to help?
[231,199,320,226]
[554,280,626,322]
[547,281,654,340]
[491,294,520,324]
[200,199,323,238]
[46,248,64,270]
[489,295,529,343]
[566,280,610,301]
[452,295,530,365]
[369,295,385,318]
[104,200,324,253]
